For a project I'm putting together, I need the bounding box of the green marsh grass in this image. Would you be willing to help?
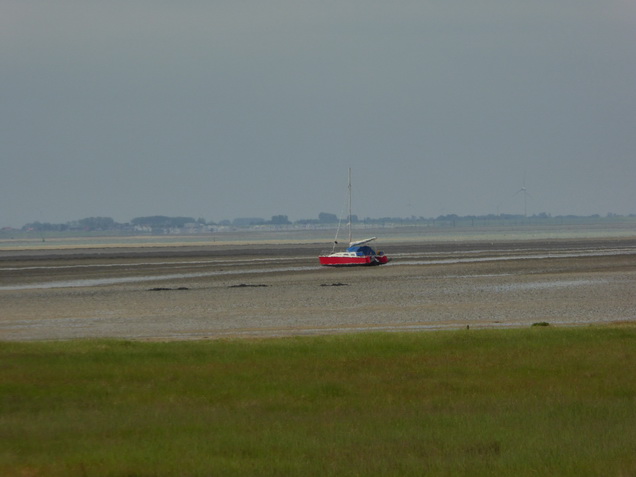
[1,327,636,476]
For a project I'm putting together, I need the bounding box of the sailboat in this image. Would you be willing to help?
[318,169,390,266]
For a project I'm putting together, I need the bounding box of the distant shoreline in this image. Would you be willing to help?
[2,221,635,253]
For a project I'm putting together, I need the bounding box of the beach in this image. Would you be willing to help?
[1,234,635,341]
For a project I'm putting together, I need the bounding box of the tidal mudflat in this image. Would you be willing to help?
[1,237,635,341]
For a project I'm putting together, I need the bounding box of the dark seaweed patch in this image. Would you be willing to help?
[228,283,269,288]
[148,287,190,291]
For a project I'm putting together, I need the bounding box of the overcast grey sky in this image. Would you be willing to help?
[2,1,635,227]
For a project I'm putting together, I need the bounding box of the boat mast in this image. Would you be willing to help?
[347,167,352,245]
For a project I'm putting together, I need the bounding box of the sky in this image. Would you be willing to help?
[2,1,635,227]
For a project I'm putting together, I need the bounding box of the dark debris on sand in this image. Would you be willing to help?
[228,283,269,288]
[148,287,190,291]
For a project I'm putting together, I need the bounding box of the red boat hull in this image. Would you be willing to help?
[319,255,389,266]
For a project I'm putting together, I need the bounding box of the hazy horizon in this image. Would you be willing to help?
[6,209,636,231]
[3,1,635,228]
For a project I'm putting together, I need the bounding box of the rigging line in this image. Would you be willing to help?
[331,169,352,253]
[331,216,342,253]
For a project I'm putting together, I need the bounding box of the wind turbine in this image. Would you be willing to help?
[512,175,532,217]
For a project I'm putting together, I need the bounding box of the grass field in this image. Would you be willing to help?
[2,327,636,476]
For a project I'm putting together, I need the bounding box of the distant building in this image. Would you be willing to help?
[232,218,265,226]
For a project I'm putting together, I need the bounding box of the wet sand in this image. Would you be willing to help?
[1,237,635,341]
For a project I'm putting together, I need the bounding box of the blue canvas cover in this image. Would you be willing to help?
[346,245,376,256]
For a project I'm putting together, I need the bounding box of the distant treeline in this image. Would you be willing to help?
[9,211,635,232]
